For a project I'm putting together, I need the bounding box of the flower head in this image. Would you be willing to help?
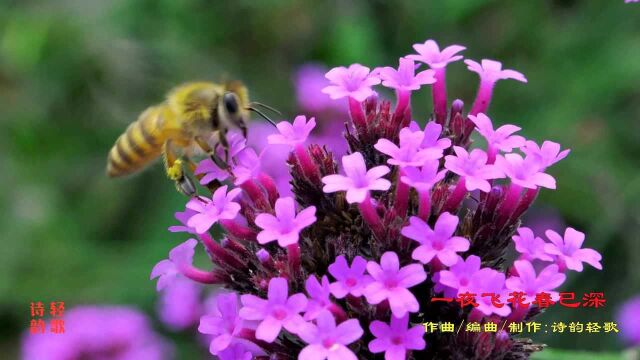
[232,148,262,185]
[496,153,556,190]
[419,121,452,151]
[543,227,603,272]
[186,186,242,233]
[268,115,316,147]
[437,255,482,297]
[322,64,380,102]
[364,252,427,317]
[322,152,391,204]
[217,343,254,360]
[195,158,229,185]
[150,238,197,291]
[328,255,371,298]
[239,277,308,342]
[378,57,436,92]
[465,59,527,84]
[400,160,447,192]
[444,147,503,192]
[158,278,201,330]
[512,227,554,262]
[368,314,426,360]
[375,127,443,167]
[255,197,316,247]
[408,39,466,69]
[168,208,200,234]
[298,311,363,360]
[468,269,512,317]
[521,140,570,170]
[505,260,566,302]
[468,113,526,152]
[401,212,470,266]
[304,275,333,320]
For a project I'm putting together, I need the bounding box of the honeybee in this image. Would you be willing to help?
[106,81,276,196]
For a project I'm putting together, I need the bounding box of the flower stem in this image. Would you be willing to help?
[442,177,467,213]
[220,219,257,242]
[348,97,368,137]
[393,89,411,121]
[432,68,448,125]
[418,190,431,221]
[358,195,385,239]
[241,180,270,211]
[258,172,279,205]
[294,144,320,184]
[486,143,497,164]
[393,171,410,218]
[179,264,222,284]
[469,79,496,117]
[497,183,523,228]
[287,244,301,276]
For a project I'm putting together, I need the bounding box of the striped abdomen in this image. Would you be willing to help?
[107,105,171,177]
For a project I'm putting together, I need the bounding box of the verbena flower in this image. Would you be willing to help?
[151,39,604,359]
[158,277,202,331]
[616,295,640,346]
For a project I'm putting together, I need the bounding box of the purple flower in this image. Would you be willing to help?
[512,227,554,262]
[321,152,391,204]
[150,238,197,291]
[505,260,566,302]
[254,197,317,247]
[22,306,173,360]
[297,311,363,360]
[400,160,447,192]
[268,115,316,147]
[217,343,254,360]
[616,296,640,346]
[368,314,426,360]
[401,212,470,266]
[195,158,229,185]
[468,269,512,317]
[409,121,451,152]
[465,59,527,84]
[374,127,443,167]
[304,275,333,320]
[521,140,570,170]
[158,277,202,331]
[544,227,603,272]
[168,208,200,234]
[444,146,503,192]
[468,113,526,152]
[186,185,242,233]
[199,292,263,356]
[232,148,262,185]
[437,255,482,297]
[407,39,466,69]
[295,64,345,112]
[239,277,308,342]
[322,64,381,102]
[377,57,436,92]
[364,251,427,317]
[495,153,556,190]
[328,255,371,298]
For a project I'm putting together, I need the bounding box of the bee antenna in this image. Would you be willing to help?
[247,107,278,127]
[249,101,282,116]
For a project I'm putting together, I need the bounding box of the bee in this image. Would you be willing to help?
[106,81,277,196]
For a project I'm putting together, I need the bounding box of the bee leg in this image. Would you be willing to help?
[195,135,229,170]
[164,140,197,197]
[218,129,231,164]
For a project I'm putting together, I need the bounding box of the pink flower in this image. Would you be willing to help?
[400,160,447,192]
[239,277,308,342]
[495,153,556,190]
[168,208,200,234]
[444,147,503,192]
[321,152,391,204]
[512,227,554,262]
[364,251,427,317]
[616,296,640,346]
[521,140,570,170]
[374,127,443,167]
[468,113,526,152]
[407,40,466,69]
[543,228,603,272]
[322,64,380,102]
[295,64,345,112]
[150,239,197,291]
[195,158,229,185]
[506,260,566,302]
[368,314,426,360]
[408,121,451,152]
[232,148,261,185]
[186,186,242,233]
[217,343,254,360]
[468,268,512,317]
[401,212,470,266]
[297,311,363,360]
[254,197,317,247]
[268,115,316,147]
[377,57,436,92]
[199,292,262,356]
[437,255,482,297]
[304,275,333,321]
[158,278,201,331]
[465,59,527,84]
[328,255,371,298]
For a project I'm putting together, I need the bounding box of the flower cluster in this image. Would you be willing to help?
[153,39,603,359]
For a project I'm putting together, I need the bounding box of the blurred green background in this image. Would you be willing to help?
[0,0,638,358]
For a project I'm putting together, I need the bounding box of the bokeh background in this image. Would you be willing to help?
[0,0,638,358]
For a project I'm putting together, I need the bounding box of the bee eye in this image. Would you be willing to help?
[223,93,239,114]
